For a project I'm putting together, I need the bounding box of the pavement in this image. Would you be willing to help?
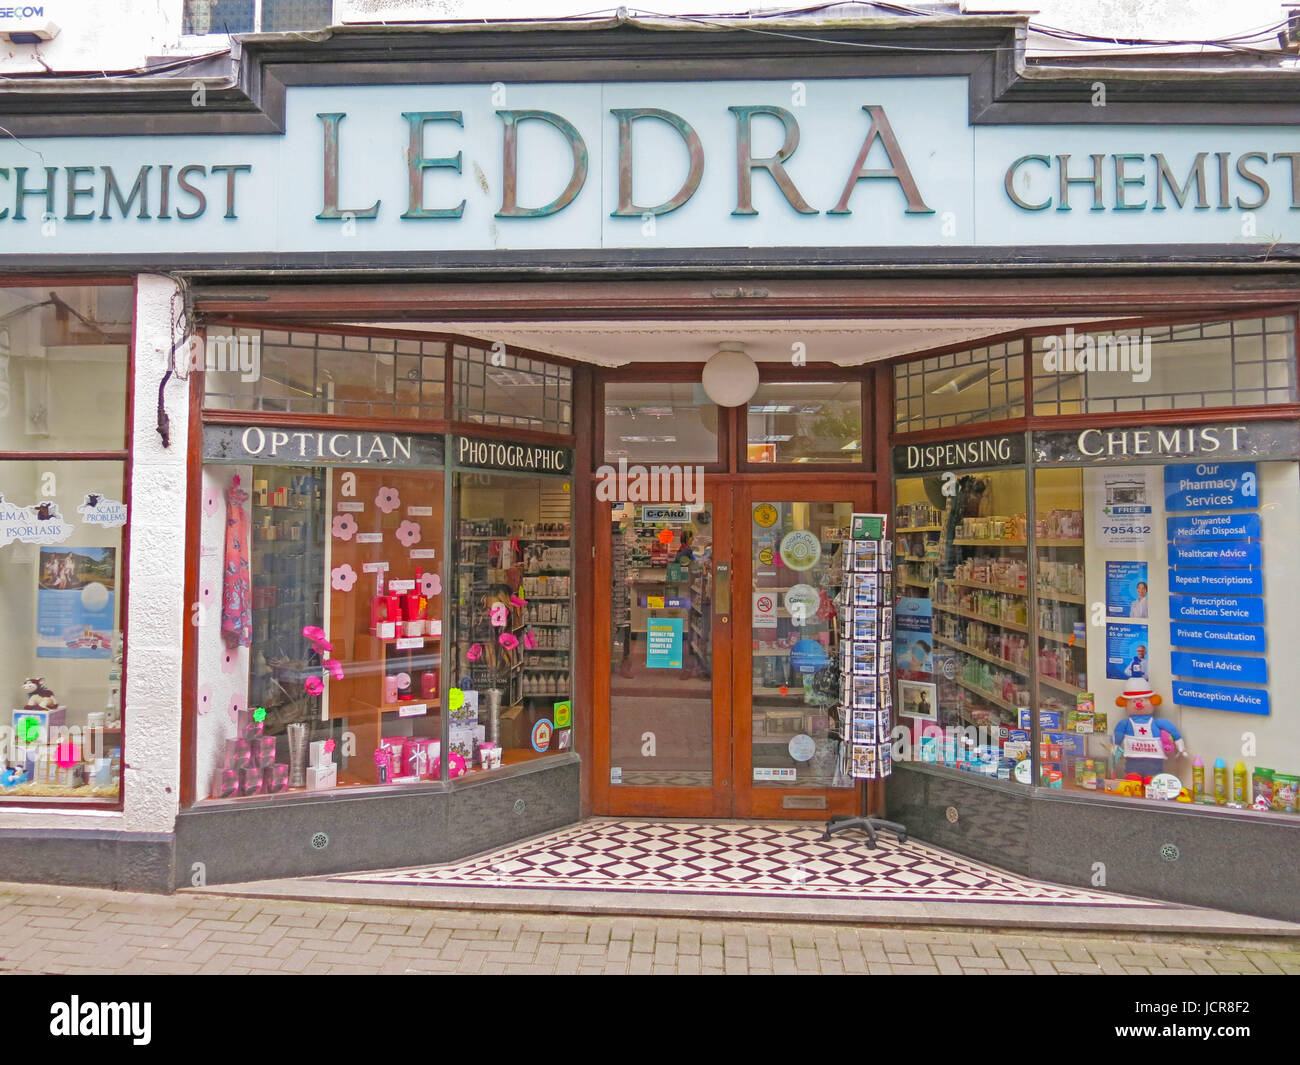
[2,880,1299,974]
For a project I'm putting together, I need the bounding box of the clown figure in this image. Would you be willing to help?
[1113,680,1186,780]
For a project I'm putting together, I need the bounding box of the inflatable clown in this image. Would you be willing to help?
[1113,679,1186,779]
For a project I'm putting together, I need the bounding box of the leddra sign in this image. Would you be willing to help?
[0,78,1297,254]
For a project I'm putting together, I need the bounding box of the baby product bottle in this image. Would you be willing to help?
[1192,757,1206,802]
[1232,760,1248,804]
[1213,758,1228,806]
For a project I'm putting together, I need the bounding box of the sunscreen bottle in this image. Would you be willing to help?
[1213,758,1228,806]
[1232,761,1248,804]
[1192,757,1206,802]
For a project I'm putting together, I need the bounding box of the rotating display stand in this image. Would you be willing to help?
[824,513,908,847]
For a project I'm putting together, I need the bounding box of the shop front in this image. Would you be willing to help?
[1,19,1299,918]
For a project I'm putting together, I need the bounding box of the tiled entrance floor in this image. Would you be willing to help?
[199,818,1300,935]
[336,819,1153,905]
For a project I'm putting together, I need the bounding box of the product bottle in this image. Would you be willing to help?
[1192,757,1206,802]
[1213,758,1228,806]
[1232,761,1248,804]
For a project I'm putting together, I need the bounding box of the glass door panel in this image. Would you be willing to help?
[749,500,856,789]
[609,501,715,788]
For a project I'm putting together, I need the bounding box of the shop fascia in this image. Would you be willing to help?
[5,99,1300,224]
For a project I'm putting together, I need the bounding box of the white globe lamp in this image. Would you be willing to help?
[701,341,759,407]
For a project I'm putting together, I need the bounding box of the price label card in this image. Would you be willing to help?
[356,532,383,544]
[407,506,434,516]
[395,637,424,650]
[409,549,437,559]
[362,562,390,573]
[337,502,366,512]
[398,703,428,717]
[389,580,416,592]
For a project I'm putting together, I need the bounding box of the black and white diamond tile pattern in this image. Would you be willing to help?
[334,819,1163,906]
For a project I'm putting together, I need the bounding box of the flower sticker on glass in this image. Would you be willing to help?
[375,486,401,515]
[395,520,422,547]
[498,632,519,651]
[197,684,213,716]
[221,648,239,675]
[252,707,267,724]
[325,658,345,681]
[199,578,218,616]
[490,603,509,628]
[523,629,538,651]
[228,695,244,723]
[304,676,324,697]
[466,643,483,662]
[202,485,221,517]
[331,514,358,542]
[420,572,441,598]
[331,563,358,592]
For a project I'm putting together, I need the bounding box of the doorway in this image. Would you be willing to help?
[592,481,876,819]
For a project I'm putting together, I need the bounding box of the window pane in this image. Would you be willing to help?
[0,285,131,453]
[746,382,862,464]
[204,327,445,421]
[1,461,126,802]
[453,474,574,771]
[195,460,446,801]
[893,340,1025,431]
[454,345,571,432]
[184,0,255,34]
[603,383,719,464]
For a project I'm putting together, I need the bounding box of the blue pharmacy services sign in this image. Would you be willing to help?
[1168,541,1262,568]
[1164,462,1258,511]
[1171,650,1268,685]
[1172,680,1270,716]
[1167,513,1261,542]
[789,638,830,675]
[1169,594,1266,624]
[1170,621,1267,654]
[1168,568,1263,594]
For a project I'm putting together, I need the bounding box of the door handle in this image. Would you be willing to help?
[715,562,731,615]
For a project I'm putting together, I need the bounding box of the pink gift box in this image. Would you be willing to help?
[224,739,252,771]
[403,738,439,778]
[214,768,240,798]
[252,737,277,769]
[264,764,290,794]
[239,767,266,796]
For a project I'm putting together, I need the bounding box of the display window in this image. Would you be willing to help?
[745,381,863,465]
[0,283,133,804]
[195,450,447,800]
[894,463,1035,786]
[893,417,1300,818]
[450,472,574,772]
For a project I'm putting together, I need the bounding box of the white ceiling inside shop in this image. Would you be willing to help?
[346,317,1101,367]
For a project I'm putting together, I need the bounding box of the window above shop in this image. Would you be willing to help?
[454,344,572,433]
[745,381,863,465]
[602,382,719,465]
[894,339,1025,432]
[203,326,446,420]
[183,0,332,35]
[1029,315,1297,415]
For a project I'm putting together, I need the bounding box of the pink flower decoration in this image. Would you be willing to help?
[419,573,441,598]
[325,658,345,681]
[324,739,336,754]
[510,594,526,607]
[375,486,401,514]
[498,632,519,651]
[228,694,244,723]
[331,563,358,592]
[395,520,422,547]
[331,513,358,541]
[466,643,483,662]
[304,676,324,696]
[197,684,213,715]
[490,603,508,628]
[221,648,239,675]
[202,486,221,517]
[523,629,538,650]
[302,625,334,654]
[199,578,218,613]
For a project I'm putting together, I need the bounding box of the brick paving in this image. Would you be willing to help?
[0,882,1297,974]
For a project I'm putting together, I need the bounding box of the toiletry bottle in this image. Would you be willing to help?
[1213,758,1228,805]
[1192,757,1206,802]
[1232,760,1248,804]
